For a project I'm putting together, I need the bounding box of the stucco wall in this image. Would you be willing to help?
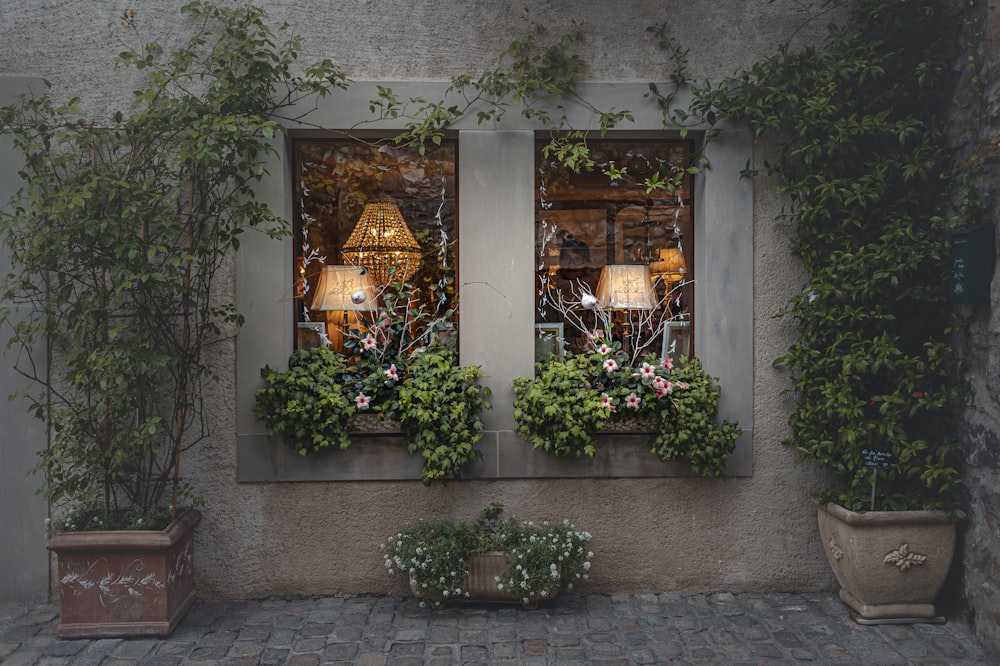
[0,0,839,600]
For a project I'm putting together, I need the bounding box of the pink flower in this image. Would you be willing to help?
[598,344,612,355]
[639,363,657,382]
[656,388,669,398]
[362,334,377,351]
[674,381,689,391]
[651,376,667,391]
[385,364,399,382]
[354,393,371,410]
[625,393,641,410]
[603,358,618,373]
[600,393,617,412]
[661,356,673,371]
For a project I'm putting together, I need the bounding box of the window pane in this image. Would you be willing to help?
[292,140,457,350]
[535,139,693,363]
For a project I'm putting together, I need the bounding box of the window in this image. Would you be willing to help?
[535,139,693,363]
[291,139,457,350]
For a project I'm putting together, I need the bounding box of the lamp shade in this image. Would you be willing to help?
[311,265,377,311]
[595,264,656,310]
[649,247,687,280]
[341,202,422,285]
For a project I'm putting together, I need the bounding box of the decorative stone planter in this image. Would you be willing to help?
[47,509,201,638]
[817,502,957,623]
[411,551,557,607]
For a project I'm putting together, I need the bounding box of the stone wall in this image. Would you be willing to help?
[951,0,1000,659]
[0,1,841,601]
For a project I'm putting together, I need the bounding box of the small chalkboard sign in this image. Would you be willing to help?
[861,448,894,470]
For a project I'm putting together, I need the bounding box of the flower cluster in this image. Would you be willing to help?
[255,278,489,483]
[382,503,593,606]
[512,340,740,475]
[335,280,452,420]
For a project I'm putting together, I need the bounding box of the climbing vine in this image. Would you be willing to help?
[678,0,974,510]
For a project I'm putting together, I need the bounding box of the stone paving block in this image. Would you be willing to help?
[236,623,270,641]
[198,629,237,647]
[492,640,516,658]
[259,646,289,664]
[291,637,325,652]
[110,638,158,660]
[285,654,320,666]
[386,655,422,666]
[627,647,657,664]
[522,638,547,655]
[355,653,388,666]
[590,642,624,658]
[266,627,296,646]
[227,641,264,658]
[789,645,820,661]
[155,640,193,656]
[186,645,228,661]
[322,641,359,660]
[394,628,426,641]
[460,644,488,662]
[488,626,517,641]
[299,622,333,638]
[45,639,89,656]
[388,640,424,657]
[133,656,180,666]
[362,634,389,651]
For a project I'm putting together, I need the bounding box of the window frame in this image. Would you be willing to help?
[235,82,753,483]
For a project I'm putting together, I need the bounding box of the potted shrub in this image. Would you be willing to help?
[0,2,343,637]
[674,0,967,621]
[382,503,593,607]
[512,340,740,477]
[255,278,491,484]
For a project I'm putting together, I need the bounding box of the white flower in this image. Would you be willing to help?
[497,583,504,590]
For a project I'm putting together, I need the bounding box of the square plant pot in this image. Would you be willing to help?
[47,509,201,638]
[817,502,956,622]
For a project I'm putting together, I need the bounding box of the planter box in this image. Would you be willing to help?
[412,551,557,607]
[47,509,201,638]
[817,502,956,622]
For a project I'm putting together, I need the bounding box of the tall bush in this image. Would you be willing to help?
[0,1,344,524]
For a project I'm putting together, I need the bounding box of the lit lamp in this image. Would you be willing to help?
[649,247,687,285]
[342,201,422,286]
[312,265,378,346]
[596,264,656,354]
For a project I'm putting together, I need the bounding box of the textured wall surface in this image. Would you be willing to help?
[952,2,1000,658]
[0,0,842,600]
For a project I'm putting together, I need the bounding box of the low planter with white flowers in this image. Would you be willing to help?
[382,503,593,608]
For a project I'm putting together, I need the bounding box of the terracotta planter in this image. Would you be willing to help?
[47,509,201,638]
[412,551,558,607]
[817,502,956,622]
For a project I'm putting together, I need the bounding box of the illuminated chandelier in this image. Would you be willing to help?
[341,201,422,285]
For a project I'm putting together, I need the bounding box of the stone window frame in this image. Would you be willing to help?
[236,82,753,482]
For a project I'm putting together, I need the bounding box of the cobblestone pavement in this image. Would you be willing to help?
[0,592,992,665]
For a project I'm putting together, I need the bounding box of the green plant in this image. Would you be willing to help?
[255,348,354,454]
[255,279,491,484]
[382,503,592,606]
[0,1,344,529]
[512,340,739,477]
[398,348,491,483]
[683,0,967,509]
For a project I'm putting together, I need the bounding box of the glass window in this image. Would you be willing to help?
[291,139,457,350]
[535,139,693,364]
